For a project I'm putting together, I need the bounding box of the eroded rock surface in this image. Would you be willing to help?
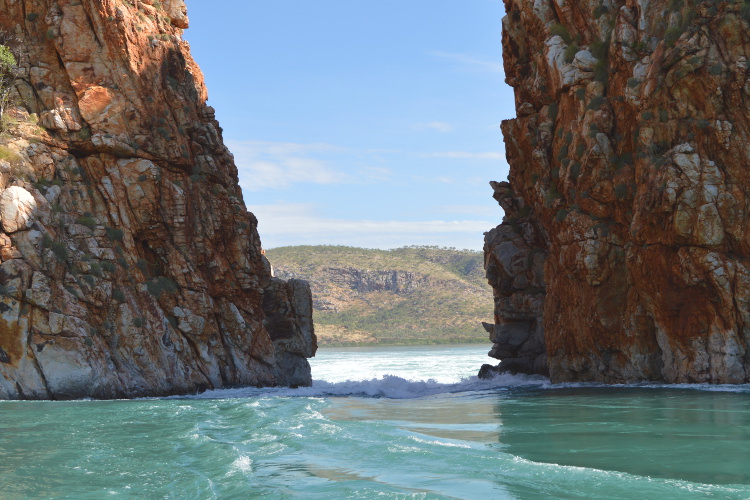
[0,0,316,399]
[483,0,750,383]
[480,181,548,378]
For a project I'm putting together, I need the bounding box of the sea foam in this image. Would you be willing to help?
[188,372,548,400]
[185,374,750,401]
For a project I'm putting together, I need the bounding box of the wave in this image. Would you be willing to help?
[508,455,750,496]
[188,372,549,400]
[179,374,750,401]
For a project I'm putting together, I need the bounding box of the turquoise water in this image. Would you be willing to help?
[1,345,749,499]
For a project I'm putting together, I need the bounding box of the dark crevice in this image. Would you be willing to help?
[176,329,215,390]
[80,2,104,49]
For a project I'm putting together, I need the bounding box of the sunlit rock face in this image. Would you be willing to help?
[0,0,316,399]
[483,0,750,383]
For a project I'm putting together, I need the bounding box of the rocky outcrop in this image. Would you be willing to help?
[262,278,317,386]
[0,0,316,399]
[318,267,430,294]
[483,0,750,383]
[480,181,548,377]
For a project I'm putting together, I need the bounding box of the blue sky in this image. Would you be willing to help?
[183,0,513,250]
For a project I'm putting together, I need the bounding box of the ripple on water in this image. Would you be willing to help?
[0,345,748,499]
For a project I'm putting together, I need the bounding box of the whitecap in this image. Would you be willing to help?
[229,455,253,474]
[408,435,472,449]
[187,372,547,400]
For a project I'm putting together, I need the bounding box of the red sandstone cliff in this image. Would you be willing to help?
[0,0,316,399]
[483,0,750,383]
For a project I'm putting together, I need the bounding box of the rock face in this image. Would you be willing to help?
[481,181,548,377]
[483,0,750,383]
[0,0,316,399]
[310,267,432,295]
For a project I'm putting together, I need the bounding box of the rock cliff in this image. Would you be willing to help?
[0,0,316,399]
[483,0,750,383]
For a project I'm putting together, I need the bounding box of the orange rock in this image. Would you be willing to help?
[0,0,316,399]
[483,0,750,383]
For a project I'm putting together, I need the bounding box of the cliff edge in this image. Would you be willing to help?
[0,0,316,399]
[482,0,750,383]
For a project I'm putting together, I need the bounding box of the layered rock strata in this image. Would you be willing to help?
[0,0,316,399]
[483,0,750,383]
[480,181,548,377]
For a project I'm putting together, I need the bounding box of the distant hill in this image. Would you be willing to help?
[264,246,493,346]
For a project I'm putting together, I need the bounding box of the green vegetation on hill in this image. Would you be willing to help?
[265,245,493,347]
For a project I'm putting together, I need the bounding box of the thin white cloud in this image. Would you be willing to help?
[422,151,505,160]
[228,140,398,190]
[235,140,343,156]
[250,203,493,250]
[436,204,500,218]
[431,51,505,75]
[228,140,350,191]
[414,121,453,133]
[357,166,394,182]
